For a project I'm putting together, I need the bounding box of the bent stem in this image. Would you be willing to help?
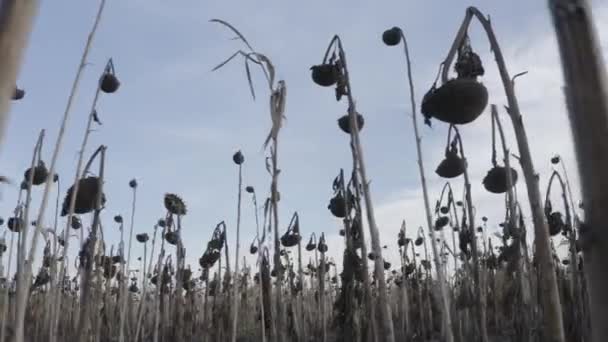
[442,7,565,342]
[548,2,608,340]
[326,35,395,342]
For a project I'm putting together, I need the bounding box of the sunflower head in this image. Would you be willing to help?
[164,193,187,216]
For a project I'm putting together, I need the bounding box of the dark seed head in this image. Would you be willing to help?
[165,231,178,245]
[24,161,49,186]
[232,150,244,165]
[551,155,560,165]
[382,27,401,46]
[136,233,149,243]
[440,206,449,215]
[245,186,255,194]
[129,179,138,188]
[12,87,25,100]
[61,177,105,216]
[100,73,120,94]
[337,113,365,134]
[70,216,82,230]
[434,216,450,230]
[8,217,22,232]
[483,166,518,194]
[114,215,123,224]
[164,193,187,216]
[310,64,338,87]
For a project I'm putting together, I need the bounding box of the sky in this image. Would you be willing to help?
[0,0,607,278]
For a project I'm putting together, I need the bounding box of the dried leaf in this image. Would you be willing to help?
[244,58,256,100]
[212,50,243,71]
[210,19,254,51]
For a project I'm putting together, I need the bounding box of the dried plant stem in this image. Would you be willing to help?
[0,202,18,342]
[329,35,395,342]
[397,28,454,342]
[492,104,532,340]
[231,163,243,342]
[17,2,107,341]
[119,184,137,342]
[0,0,40,149]
[318,245,327,342]
[153,225,167,342]
[452,127,488,342]
[399,222,411,339]
[443,7,565,341]
[13,129,44,342]
[549,1,608,340]
[75,146,107,339]
[347,153,376,342]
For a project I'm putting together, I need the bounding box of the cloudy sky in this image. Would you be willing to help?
[1,0,606,276]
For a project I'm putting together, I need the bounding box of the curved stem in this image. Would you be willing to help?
[443,7,566,341]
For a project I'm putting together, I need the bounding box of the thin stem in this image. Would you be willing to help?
[119,183,137,342]
[397,28,454,342]
[231,163,243,342]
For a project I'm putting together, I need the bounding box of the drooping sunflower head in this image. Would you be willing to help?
[164,193,187,216]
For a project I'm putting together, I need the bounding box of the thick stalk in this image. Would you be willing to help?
[442,8,565,341]
[548,2,608,340]
[0,0,40,148]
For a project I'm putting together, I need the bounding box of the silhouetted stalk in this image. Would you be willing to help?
[74,145,106,339]
[153,222,168,342]
[0,0,40,148]
[318,233,327,342]
[322,34,394,342]
[450,125,488,342]
[231,161,243,342]
[399,221,411,339]
[388,28,454,341]
[0,194,21,342]
[119,181,137,342]
[442,7,565,341]
[491,104,532,341]
[549,2,607,339]
[347,145,376,342]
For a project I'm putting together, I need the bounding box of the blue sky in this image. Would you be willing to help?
[1,0,607,275]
